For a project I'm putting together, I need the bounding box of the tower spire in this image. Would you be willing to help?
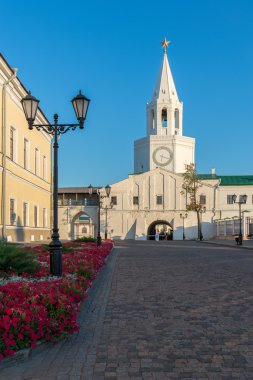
[152,38,178,101]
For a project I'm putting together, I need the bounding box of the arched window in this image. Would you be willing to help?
[175,109,179,129]
[82,227,87,234]
[161,108,167,128]
[151,110,155,129]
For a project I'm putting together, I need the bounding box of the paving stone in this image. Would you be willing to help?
[1,242,253,379]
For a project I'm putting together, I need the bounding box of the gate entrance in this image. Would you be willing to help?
[71,211,95,240]
[147,220,173,240]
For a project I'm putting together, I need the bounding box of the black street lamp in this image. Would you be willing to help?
[180,213,188,240]
[199,206,206,241]
[21,90,90,276]
[232,194,248,245]
[88,184,111,246]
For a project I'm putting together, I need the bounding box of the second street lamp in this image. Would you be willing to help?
[21,90,90,276]
[180,213,188,240]
[104,202,113,240]
[88,184,111,246]
[199,206,206,241]
[232,194,248,245]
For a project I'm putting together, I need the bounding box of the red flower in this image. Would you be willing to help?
[0,241,113,359]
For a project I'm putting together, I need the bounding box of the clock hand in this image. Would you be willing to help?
[160,154,170,161]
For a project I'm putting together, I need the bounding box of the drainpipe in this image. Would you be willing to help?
[1,68,18,241]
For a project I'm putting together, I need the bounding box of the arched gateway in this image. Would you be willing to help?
[147,220,173,240]
[71,211,95,240]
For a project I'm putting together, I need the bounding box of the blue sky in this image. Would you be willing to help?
[1,0,253,186]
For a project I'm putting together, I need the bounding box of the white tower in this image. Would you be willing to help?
[134,38,195,173]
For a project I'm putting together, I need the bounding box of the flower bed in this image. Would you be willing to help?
[0,241,113,361]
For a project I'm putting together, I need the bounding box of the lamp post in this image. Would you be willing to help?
[104,202,113,240]
[199,206,206,241]
[88,184,111,246]
[232,194,248,245]
[180,213,188,240]
[21,91,90,276]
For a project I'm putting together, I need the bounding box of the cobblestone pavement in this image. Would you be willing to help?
[1,241,253,379]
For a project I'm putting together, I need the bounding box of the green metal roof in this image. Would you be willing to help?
[198,174,253,186]
[128,171,253,186]
[79,216,91,221]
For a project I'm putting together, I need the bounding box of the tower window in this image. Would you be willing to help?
[175,109,179,129]
[151,110,155,129]
[156,195,163,205]
[161,108,167,128]
[133,196,139,205]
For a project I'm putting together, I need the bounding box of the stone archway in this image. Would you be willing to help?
[147,220,173,240]
[71,211,95,240]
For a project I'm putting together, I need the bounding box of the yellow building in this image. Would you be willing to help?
[0,53,52,242]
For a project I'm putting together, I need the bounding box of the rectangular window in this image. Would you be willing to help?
[10,199,15,225]
[23,202,28,226]
[239,195,247,204]
[24,139,29,169]
[111,196,117,206]
[227,195,234,204]
[35,148,39,176]
[10,127,14,161]
[199,195,206,205]
[156,195,163,205]
[34,206,38,227]
[42,156,47,180]
[133,196,139,205]
[43,208,47,228]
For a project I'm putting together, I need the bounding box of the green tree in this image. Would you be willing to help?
[181,163,205,240]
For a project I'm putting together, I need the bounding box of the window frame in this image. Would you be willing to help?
[199,194,206,205]
[156,195,163,205]
[34,205,38,228]
[23,202,29,227]
[133,196,139,205]
[24,138,29,170]
[43,208,47,228]
[10,198,16,225]
[227,195,234,205]
[42,155,47,181]
[10,127,15,161]
[111,196,117,206]
[35,147,40,176]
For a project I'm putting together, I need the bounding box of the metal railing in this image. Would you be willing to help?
[58,199,99,206]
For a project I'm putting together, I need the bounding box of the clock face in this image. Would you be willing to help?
[152,146,173,167]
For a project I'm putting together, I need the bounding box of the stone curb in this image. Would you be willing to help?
[199,240,253,251]
[0,245,114,370]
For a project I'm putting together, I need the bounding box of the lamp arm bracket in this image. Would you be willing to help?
[33,123,80,136]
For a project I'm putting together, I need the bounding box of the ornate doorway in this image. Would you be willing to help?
[71,212,95,240]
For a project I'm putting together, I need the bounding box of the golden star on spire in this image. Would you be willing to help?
[161,37,171,52]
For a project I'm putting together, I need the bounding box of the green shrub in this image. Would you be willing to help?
[0,243,39,275]
[74,236,96,243]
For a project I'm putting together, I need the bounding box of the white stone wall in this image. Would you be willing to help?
[104,169,223,240]
[58,175,253,241]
